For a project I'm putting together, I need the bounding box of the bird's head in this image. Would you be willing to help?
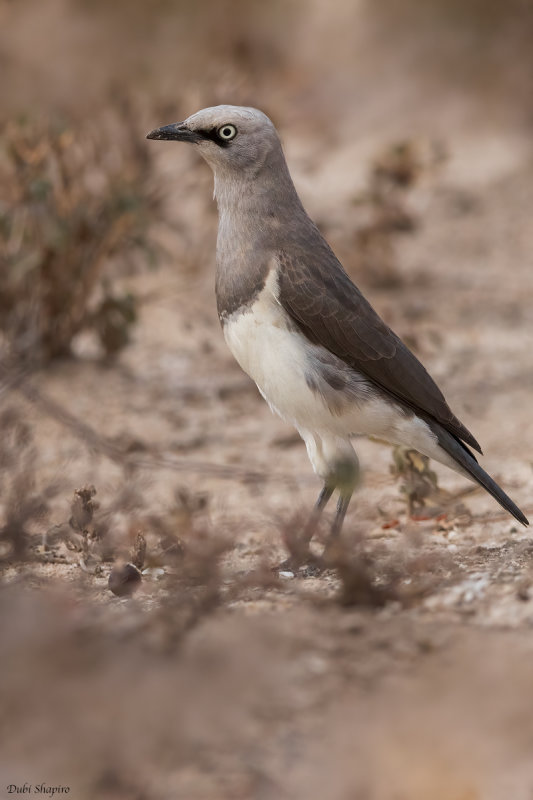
[147,105,281,176]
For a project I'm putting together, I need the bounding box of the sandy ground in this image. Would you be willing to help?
[1,116,533,799]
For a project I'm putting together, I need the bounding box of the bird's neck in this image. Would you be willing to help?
[213,147,313,322]
[214,148,305,251]
[213,154,293,320]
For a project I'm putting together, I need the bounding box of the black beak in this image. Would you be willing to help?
[146,122,199,142]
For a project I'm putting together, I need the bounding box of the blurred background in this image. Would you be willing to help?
[1,1,533,798]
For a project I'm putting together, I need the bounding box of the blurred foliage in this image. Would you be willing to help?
[2,0,533,130]
[350,139,446,288]
[366,0,533,97]
[374,0,533,32]
[0,101,160,361]
[391,446,440,516]
[0,404,60,562]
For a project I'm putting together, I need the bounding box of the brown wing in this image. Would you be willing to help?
[276,243,482,453]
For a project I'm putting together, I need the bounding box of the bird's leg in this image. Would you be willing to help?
[332,493,352,540]
[278,483,333,572]
[301,483,334,545]
[322,492,352,561]
[278,438,359,573]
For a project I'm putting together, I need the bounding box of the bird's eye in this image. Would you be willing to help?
[217,124,237,141]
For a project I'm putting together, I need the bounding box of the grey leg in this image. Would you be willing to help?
[277,483,333,571]
[301,483,334,545]
[330,493,352,540]
[316,484,335,512]
[321,492,353,560]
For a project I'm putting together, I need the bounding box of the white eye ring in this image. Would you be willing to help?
[218,124,237,141]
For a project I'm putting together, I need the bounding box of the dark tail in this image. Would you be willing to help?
[429,422,529,527]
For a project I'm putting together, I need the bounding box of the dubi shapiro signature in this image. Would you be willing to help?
[6,785,70,796]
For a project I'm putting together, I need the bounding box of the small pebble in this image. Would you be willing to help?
[279,570,295,579]
[141,567,166,579]
[108,562,142,597]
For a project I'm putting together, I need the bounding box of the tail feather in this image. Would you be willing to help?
[429,422,529,527]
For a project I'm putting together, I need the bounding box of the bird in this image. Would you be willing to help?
[147,105,528,558]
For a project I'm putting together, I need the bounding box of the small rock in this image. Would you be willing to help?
[108,563,142,597]
[141,567,166,580]
[517,582,530,602]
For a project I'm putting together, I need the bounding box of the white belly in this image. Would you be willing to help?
[223,277,399,439]
[222,274,464,478]
[224,296,331,432]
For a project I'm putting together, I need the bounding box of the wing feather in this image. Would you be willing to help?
[276,247,482,453]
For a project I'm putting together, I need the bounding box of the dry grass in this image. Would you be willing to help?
[0,404,61,562]
[346,138,446,287]
[0,99,160,361]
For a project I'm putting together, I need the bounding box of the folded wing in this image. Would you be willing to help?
[276,242,482,454]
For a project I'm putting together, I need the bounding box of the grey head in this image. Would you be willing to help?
[147,103,308,268]
[146,105,283,178]
[147,104,319,317]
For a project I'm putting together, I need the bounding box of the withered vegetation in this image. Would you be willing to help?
[349,138,446,288]
[0,404,61,562]
[0,101,160,361]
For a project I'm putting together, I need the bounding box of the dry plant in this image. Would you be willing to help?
[391,446,441,516]
[330,532,458,609]
[43,480,162,571]
[0,405,61,562]
[0,100,160,361]
[390,445,478,524]
[350,139,446,288]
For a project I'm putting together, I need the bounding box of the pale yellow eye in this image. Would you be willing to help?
[218,124,237,141]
